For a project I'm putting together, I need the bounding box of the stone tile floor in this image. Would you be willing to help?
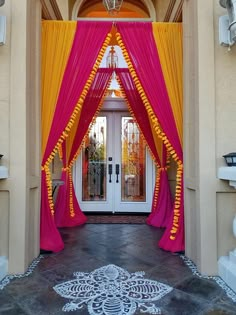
[0,223,236,314]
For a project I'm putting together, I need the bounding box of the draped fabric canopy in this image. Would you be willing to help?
[41,21,112,252]
[116,22,184,252]
[116,69,173,227]
[41,21,183,253]
[55,68,113,227]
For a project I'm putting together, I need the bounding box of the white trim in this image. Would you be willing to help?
[72,0,156,21]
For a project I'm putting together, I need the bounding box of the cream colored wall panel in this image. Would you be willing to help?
[0,54,10,102]
[155,0,170,21]
[217,192,236,257]
[27,187,40,262]
[185,188,197,263]
[0,101,9,163]
[57,0,69,19]
[0,190,9,257]
[214,3,236,168]
[183,0,217,275]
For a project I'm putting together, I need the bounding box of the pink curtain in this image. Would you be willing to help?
[117,22,184,252]
[116,69,172,227]
[55,69,113,227]
[41,22,112,252]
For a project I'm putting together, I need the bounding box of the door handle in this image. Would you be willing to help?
[108,164,113,183]
[115,164,120,183]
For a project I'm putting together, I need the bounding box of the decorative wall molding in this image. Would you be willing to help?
[41,0,63,20]
[164,0,176,22]
[164,0,183,22]
[72,0,156,21]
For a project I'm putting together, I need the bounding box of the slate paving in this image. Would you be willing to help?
[0,223,236,314]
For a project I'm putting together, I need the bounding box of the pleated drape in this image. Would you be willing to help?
[41,21,76,158]
[152,23,183,145]
[116,22,184,252]
[55,69,113,227]
[41,21,112,252]
[116,69,173,227]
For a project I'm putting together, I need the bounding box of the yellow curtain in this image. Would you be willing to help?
[152,23,183,147]
[41,21,77,157]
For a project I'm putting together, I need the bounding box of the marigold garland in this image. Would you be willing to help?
[42,32,112,217]
[41,164,54,215]
[68,73,113,170]
[63,73,113,218]
[116,31,183,241]
[116,74,164,208]
[68,168,75,218]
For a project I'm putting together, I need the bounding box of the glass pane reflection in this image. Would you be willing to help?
[121,117,146,202]
[82,117,106,201]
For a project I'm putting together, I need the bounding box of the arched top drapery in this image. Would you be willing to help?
[116,22,184,252]
[54,68,113,228]
[116,68,173,227]
[41,21,183,253]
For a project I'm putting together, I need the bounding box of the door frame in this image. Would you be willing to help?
[73,102,155,213]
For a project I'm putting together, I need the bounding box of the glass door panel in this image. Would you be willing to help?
[74,111,154,213]
[121,117,146,202]
[82,117,107,201]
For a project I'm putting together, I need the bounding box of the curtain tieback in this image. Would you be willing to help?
[62,167,70,172]
[159,167,168,172]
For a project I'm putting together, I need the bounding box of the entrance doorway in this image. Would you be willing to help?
[74,111,154,213]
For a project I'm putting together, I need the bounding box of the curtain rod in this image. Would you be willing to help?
[76,18,153,22]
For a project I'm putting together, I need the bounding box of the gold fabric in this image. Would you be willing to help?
[152,23,183,146]
[41,21,76,157]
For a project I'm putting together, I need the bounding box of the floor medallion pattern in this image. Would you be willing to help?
[53,264,173,314]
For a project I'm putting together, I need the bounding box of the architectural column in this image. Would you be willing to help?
[8,0,41,274]
[183,0,217,275]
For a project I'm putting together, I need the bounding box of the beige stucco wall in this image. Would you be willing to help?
[0,2,10,260]
[183,0,218,275]
[215,3,236,257]
[183,0,236,274]
[0,0,41,274]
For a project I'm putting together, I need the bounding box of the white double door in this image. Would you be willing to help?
[74,111,154,213]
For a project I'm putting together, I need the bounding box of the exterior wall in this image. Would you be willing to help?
[215,3,236,257]
[183,0,236,275]
[183,0,218,275]
[0,0,41,274]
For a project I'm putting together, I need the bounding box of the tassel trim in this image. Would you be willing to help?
[41,165,54,215]
[68,168,75,218]
[116,31,183,240]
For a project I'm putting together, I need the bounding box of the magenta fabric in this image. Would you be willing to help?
[116,69,160,163]
[43,22,112,164]
[54,169,87,227]
[69,69,113,161]
[159,174,185,252]
[55,69,113,227]
[117,22,182,161]
[117,22,183,252]
[116,68,173,226]
[146,170,173,227]
[40,170,64,252]
[40,22,112,252]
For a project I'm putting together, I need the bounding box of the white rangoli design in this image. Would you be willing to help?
[53,264,173,314]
